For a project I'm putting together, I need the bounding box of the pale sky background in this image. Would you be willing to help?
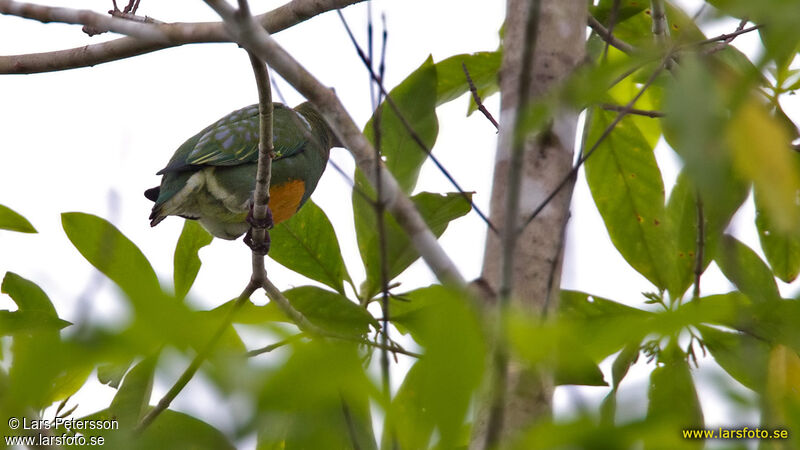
[0,0,796,448]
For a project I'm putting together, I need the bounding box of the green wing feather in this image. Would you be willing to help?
[157,103,308,174]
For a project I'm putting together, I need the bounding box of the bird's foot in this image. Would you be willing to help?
[244,228,271,255]
[246,203,274,230]
[245,204,274,255]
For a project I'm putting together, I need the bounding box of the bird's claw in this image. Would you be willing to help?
[244,228,271,255]
[247,204,274,230]
[244,204,273,255]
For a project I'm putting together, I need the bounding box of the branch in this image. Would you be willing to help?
[587,15,634,55]
[463,62,500,130]
[246,333,304,357]
[702,18,753,55]
[204,0,467,288]
[0,0,366,74]
[600,103,664,118]
[484,2,541,446]
[650,0,669,44]
[0,0,172,41]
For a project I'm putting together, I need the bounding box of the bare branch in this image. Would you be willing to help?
[0,0,171,41]
[0,0,366,74]
[703,18,752,55]
[602,0,621,60]
[246,51,274,260]
[650,0,669,44]
[204,0,467,288]
[587,15,635,55]
[463,62,500,130]
[247,333,305,357]
[600,103,664,118]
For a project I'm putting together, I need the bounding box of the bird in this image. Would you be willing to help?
[144,101,338,251]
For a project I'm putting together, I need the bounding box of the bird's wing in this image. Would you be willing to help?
[157,104,308,174]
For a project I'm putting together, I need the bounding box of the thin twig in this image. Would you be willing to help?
[600,103,664,118]
[336,10,499,235]
[463,62,499,130]
[704,18,751,55]
[603,0,621,60]
[247,333,305,357]
[587,15,635,55]
[693,192,704,300]
[370,13,392,401]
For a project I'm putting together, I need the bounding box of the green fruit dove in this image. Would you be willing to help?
[145,102,338,252]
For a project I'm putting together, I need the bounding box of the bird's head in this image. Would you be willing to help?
[294,101,343,150]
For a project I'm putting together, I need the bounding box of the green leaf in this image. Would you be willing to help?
[1,272,71,334]
[728,99,800,231]
[98,361,134,389]
[257,340,377,450]
[666,171,749,298]
[173,220,212,301]
[601,343,640,424]
[269,200,351,295]
[0,204,36,233]
[716,234,781,303]
[62,212,194,347]
[355,190,472,300]
[257,286,378,337]
[755,189,800,283]
[0,310,70,335]
[591,0,649,25]
[605,68,662,149]
[766,344,800,429]
[80,409,235,450]
[554,352,608,387]
[662,56,743,221]
[62,212,162,303]
[383,286,484,449]
[584,108,677,293]
[364,55,439,193]
[434,51,501,105]
[698,325,769,392]
[383,362,435,450]
[557,291,653,361]
[2,272,58,315]
[646,342,703,447]
[109,356,157,426]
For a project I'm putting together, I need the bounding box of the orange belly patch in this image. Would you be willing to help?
[268,179,306,224]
